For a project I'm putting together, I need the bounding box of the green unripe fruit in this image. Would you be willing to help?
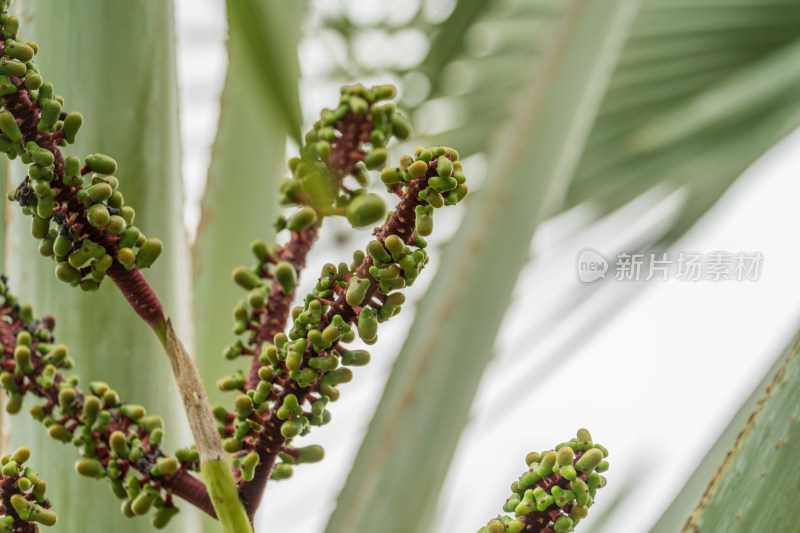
[371,84,397,100]
[52,234,72,258]
[135,238,163,269]
[270,463,293,480]
[5,40,33,61]
[58,387,76,410]
[570,505,589,520]
[428,175,458,192]
[16,477,32,492]
[38,99,61,131]
[27,141,54,167]
[570,478,589,506]
[0,110,21,143]
[275,261,297,294]
[87,203,110,228]
[120,404,145,421]
[13,345,33,374]
[287,206,318,232]
[348,95,368,114]
[132,489,156,515]
[0,58,26,77]
[11,446,30,465]
[251,240,269,261]
[117,247,135,269]
[62,112,82,144]
[75,457,105,478]
[108,190,124,209]
[120,205,135,226]
[341,349,370,366]
[415,205,433,236]
[280,418,305,438]
[150,457,179,476]
[36,194,53,218]
[55,261,81,284]
[297,444,325,464]
[346,277,370,306]
[64,155,81,179]
[23,71,41,91]
[117,226,140,249]
[381,166,402,185]
[85,153,117,175]
[346,193,385,228]
[308,354,338,372]
[367,240,391,263]
[383,234,405,260]
[537,451,557,477]
[576,429,593,451]
[232,266,262,290]
[436,156,453,177]
[151,506,180,529]
[407,160,428,179]
[556,446,574,467]
[32,480,47,504]
[248,288,267,309]
[553,516,573,532]
[419,187,444,208]
[38,230,56,257]
[390,114,412,139]
[506,519,525,533]
[364,147,388,170]
[235,394,254,419]
[358,307,378,342]
[81,395,101,424]
[487,520,505,533]
[575,447,604,473]
[86,182,113,203]
[110,431,130,458]
[276,394,303,420]
[31,215,50,239]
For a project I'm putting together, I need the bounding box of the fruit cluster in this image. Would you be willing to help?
[0,6,162,295]
[217,145,467,493]
[479,429,609,533]
[0,446,56,531]
[0,278,210,525]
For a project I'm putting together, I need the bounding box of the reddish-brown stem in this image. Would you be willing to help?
[107,262,167,333]
[162,471,216,518]
[247,224,320,390]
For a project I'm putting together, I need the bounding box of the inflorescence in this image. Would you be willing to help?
[0,6,165,329]
[478,429,609,533]
[0,446,56,531]
[0,277,211,525]
[215,85,468,512]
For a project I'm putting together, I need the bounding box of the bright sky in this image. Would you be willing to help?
[174,2,800,532]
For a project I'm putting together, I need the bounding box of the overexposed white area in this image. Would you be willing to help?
[175,2,800,532]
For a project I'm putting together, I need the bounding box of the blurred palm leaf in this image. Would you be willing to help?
[226,0,304,144]
[4,1,194,532]
[325,2,638,532]
[194,0,303,408]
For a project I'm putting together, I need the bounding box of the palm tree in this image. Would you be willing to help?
[3,0,800,531]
